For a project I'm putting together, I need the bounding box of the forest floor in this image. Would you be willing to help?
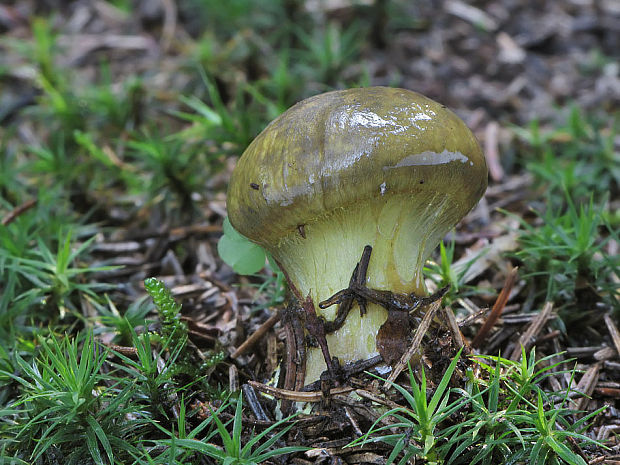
[0,0,618,463]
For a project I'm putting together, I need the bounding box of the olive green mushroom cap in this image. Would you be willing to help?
[227,87,487,248]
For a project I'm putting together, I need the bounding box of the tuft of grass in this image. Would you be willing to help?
[93,295,152,346]
[350,347,605,464]
[507,194,618,313]
[109,326,189,422]
[514,106,618,206]
[349,348,465,464]
[0,225,116,327]
[138,392,308,464]
[1,331,143,464]
[295,21,365,88]
[0,288,226,463]
[424,239,490,306]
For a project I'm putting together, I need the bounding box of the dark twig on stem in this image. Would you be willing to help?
[303,295,341,383]
[323,245,372,333]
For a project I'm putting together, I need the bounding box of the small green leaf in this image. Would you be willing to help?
[218,217,266,275]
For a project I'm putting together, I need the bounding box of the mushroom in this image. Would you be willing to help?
[227,87,487,384]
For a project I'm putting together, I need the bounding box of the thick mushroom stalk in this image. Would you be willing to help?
[227,87,487,384]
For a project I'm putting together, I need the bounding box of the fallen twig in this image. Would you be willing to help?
[1,199,37,226]
[231,311,280,359]
[509,301,554,361]
[472,267,518,348]
[248,380,353,402]
[604,314,620,358]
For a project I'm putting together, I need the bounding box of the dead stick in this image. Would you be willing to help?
[576,362,601,411]
[1,199,37,226]
[280,304,305,414]
[231,312,280,359]
[355,389,403,410]
[442,306,469,352]
[471,267,518,348]
[509,301,554,361]
[604,314,620,358]
[242,384,269,421]
[281,307,299,394]
[248,380,353,402]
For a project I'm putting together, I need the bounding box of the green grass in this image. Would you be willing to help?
[1,331,143,463]
[514,106,618,207]
[509,107,618,318]
[349,349,466,464]
[508,196,618,314]
[0,283,297,464]
[142,393,308,464]
[423,239,492,306]
[349,348,605,465]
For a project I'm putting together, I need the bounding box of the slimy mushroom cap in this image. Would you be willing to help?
[227,86,487,251]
